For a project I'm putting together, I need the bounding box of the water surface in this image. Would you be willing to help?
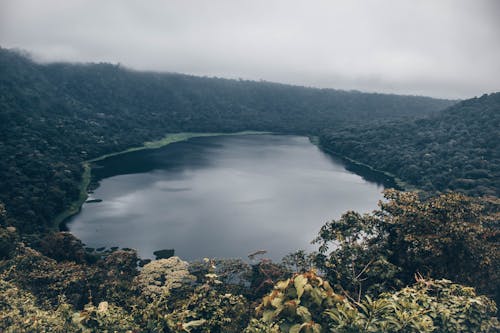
[68,135,385,260]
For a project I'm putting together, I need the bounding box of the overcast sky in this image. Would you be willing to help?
[1,0,499,99]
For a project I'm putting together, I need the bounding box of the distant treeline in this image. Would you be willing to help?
[0,47,453,232]
[320,93,500,196]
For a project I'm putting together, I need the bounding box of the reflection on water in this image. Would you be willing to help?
[68,135,385,260]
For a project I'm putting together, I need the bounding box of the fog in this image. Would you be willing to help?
[1,0,499,98]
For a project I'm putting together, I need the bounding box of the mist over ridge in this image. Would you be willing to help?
[2,0,499,99]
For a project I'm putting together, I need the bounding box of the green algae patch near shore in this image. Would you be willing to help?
[53,163,92,229]
[53,131,269,229]
[87,131,269,163]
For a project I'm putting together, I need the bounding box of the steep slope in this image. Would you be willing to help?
[0,48,454,232]
[320,93,500,196]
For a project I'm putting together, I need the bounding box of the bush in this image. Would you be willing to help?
[0,278,77,332]
[247,272,499,332]
[314,190,500,304]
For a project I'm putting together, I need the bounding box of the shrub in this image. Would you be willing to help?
[247,272,499,332]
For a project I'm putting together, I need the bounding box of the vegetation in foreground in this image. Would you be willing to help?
[1,190,498,332]
[1,47,499,331]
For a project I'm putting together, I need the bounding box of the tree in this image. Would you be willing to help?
[314,190,500,304]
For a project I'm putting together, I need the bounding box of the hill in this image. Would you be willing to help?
[0,48,498,331]
[319,93,500,196]
[0,47,454,232]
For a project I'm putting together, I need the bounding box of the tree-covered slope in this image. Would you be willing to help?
[320,93,500,196]
[0,47,454,232]
[1,47,499,331]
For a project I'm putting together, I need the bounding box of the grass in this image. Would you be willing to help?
[88,131,269,162]
[52,163,92,229]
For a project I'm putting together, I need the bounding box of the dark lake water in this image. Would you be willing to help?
[68,134,386,261]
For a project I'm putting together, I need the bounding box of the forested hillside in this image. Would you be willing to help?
[1,47,499,331]
[320,93,500,196]
[0,47,453,233]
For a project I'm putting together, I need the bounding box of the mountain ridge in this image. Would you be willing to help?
[0,47,455,232]
[320,92,500,196]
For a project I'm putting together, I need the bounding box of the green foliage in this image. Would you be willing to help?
[133,256,195,302]
[72,301,139,332]
[248,273,499,333]
[313,210,402,301]
[37,231,91,263]
[2,246,95,307]
[0,225,18,259]
[0,243,143,312]
[0,47,453,233]
[0,47,498,332]
[132,282,250,333]
[314,190,500,306]
[282,250,316,273]
[1,242,498,332]
[249,259,292,299]
[132,257,251,332]
[162,278,250,332]
[377,191,499,290]
[384,279,499,332]
[0,275,138,332]
[324,278,499,332]
[92,250,140,308]
[247,270,344,332]
[0,278,78,332]
[320,92,500,196]
[0,204,19,260]
[0,201,5,221]
[188,258,253,297]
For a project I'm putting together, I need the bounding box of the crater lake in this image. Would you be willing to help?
[68,134,388,260]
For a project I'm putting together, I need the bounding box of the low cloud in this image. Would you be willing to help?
[1,0,499,98]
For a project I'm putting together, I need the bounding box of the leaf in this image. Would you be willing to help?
[182,319,207,331]
[289,324,302,333]
[296,306,312,322]
[294,274,308,299]
[205,273,218,279]
[274,304,285,317]
[311,287,324,306]
[311,323,322,333]
[322,280,333,292]
[271,295,283,308]
[276,279,290,291]
[262,310,275,322]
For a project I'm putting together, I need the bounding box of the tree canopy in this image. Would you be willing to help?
[0,47,498,331]
[0,47,453,232]
[320,93,500,196]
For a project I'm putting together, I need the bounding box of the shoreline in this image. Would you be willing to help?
[54,131,270,230]
[309,136,413,191]
[56,131,413,231]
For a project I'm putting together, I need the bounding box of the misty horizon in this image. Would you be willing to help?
[1,0,499,100]
[4,45,468,101]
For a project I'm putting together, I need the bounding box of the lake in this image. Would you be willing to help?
[68,134,386,261]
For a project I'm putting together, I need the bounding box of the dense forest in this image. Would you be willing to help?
[0,47,499,331]
[319,93,500,196]
[1,191,498,331]
[0,47,453,233]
